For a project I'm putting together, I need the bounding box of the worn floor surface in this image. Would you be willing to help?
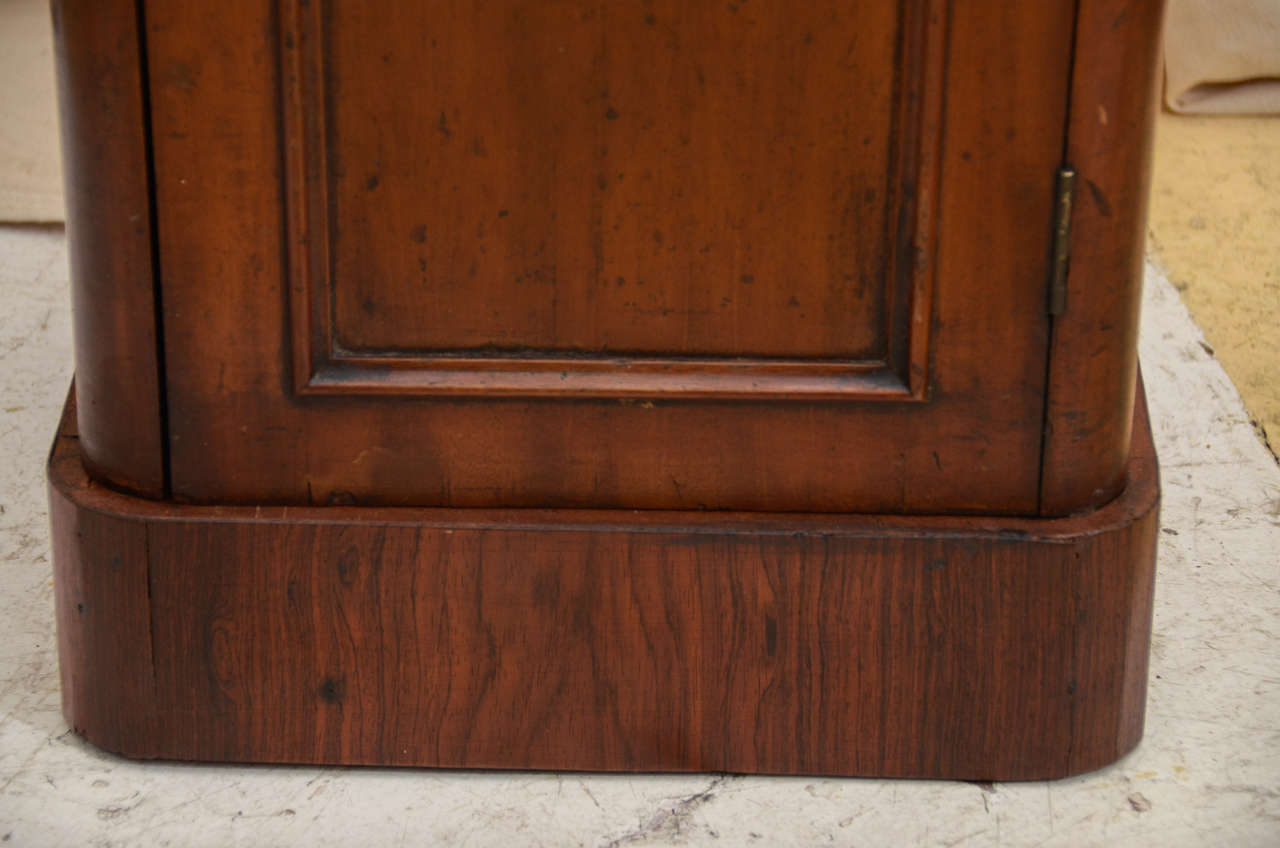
[1148,113,1280,455]
[0,225,1278,845]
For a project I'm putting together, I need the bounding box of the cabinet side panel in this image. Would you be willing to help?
[1040,0,1166,515]
[51,0,165,498]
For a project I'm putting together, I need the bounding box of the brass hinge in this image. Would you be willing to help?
[1047,167,1077,316]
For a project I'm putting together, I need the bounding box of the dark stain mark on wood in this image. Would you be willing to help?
[318,676,345,704]
[336,547,360,585]
[165,62,198,91]
[1084,177,1113,218]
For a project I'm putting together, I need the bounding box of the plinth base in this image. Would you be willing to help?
[49,385,1158,780]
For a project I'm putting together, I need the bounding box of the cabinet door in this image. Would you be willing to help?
[146,0,1075,513]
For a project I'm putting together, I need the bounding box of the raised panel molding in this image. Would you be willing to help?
[280,0,948,401]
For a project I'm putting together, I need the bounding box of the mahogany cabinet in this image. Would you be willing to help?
[49,0,1165,779]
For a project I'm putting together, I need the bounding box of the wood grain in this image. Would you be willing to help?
[1039,0,1167,515]
[313,1,907,359]
[50,0,166,498]
[145,0,1074,513]
[50,382,1159,779]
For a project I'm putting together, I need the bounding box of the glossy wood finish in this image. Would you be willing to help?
[145,0,1074,513]
[50,0,165,498]
[50,383,1159,779]
[1039,0,1167,515]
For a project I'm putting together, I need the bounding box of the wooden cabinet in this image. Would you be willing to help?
[49,0,1165,778]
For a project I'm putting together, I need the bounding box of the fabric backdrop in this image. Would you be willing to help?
[1165,0,1280,113]
[0,0,63,222]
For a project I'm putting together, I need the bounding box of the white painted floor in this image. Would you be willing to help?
[0,226,1277,846]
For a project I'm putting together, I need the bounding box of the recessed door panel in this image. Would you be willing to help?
[285,0,940,399]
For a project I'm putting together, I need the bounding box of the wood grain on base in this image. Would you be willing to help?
[50,385,1158,780]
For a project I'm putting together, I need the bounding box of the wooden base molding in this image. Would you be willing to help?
[50,384,1159,780]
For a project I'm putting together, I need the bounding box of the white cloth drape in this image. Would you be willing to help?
[1165,0,1280,114]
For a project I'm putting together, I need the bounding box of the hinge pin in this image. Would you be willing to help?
[1048,167,1077,316]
